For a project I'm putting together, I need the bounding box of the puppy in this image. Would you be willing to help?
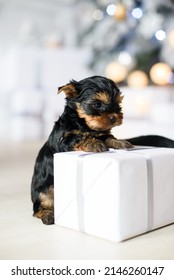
[31,75,174,225]
[31,75,132,225]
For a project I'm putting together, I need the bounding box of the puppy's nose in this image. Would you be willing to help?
[109,116,116,123]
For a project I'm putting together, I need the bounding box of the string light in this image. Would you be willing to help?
[155,30,166,41]
[92,9,104,21]
[132,8,143,19]
[106,4,116,16]
[90,1,172,86]
[117,51,134,69]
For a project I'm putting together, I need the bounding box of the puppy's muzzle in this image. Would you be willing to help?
[109,115,116,124]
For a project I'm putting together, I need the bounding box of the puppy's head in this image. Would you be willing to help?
[58,76,123,131]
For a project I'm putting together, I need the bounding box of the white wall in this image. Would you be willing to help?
[0,47,174,142]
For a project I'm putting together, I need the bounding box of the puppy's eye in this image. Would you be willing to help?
[93,101,102,109]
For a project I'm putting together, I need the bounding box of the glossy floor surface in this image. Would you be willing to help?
[0,141,174,260]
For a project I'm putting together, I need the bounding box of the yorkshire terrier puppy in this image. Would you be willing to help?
[31,75,132,225]
[31,75,174,225]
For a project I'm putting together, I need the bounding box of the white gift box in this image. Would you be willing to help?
[54,148,174,242]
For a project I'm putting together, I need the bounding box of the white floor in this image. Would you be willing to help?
[0,140,174,260]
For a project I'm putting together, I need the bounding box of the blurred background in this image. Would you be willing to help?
[1,0,174,260]
[0,0,174,142]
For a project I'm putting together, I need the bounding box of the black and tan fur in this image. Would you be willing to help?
[31,75,174,225]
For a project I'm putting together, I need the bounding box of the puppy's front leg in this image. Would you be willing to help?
[105,135,133,149]
[75,135,109,152]
[64,131,108,152]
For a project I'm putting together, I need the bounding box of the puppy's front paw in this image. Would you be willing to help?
[34,210,54,225]
[74,137,108,152]
[41,211,54,225]
[106,138,133,149]
[88,139,109,152]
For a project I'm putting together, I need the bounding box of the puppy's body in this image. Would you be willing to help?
[127,135,174,148]
[31,76,132,224]
[31,75,174,225]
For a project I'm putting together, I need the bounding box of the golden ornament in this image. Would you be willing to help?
[105,62,128,83]
[150,62,172,85]
[114,3,127,21]
[127,70,149,88]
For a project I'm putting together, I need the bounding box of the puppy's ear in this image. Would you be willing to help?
[57,83,77,98]
[117,94,124,103]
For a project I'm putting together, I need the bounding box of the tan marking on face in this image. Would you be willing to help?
[76,104,123,131]
[95,92,110,104]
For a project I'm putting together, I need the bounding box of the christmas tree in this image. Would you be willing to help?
[76,0,174,87]
[2,0,173,87]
